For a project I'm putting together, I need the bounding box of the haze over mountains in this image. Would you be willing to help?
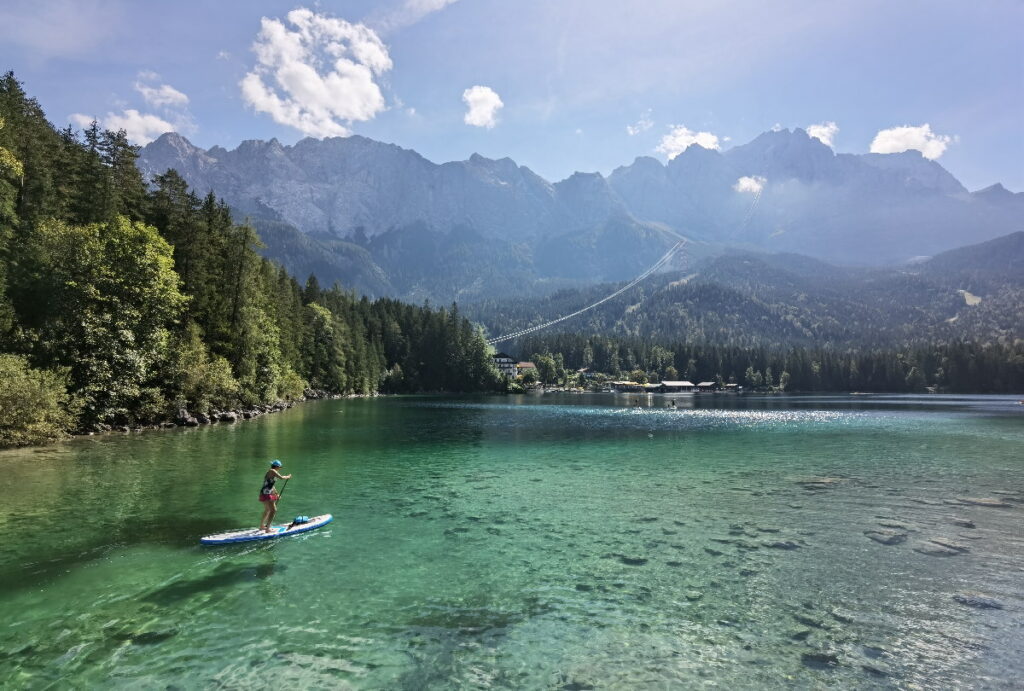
[138,128,1022,303]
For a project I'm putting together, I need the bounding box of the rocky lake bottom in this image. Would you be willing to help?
[1,393,1022,688]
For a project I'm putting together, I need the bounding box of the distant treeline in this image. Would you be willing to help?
[515,333,1024,393]
[0,73,499,445]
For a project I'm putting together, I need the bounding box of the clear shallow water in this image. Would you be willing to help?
[1,393,1022,688]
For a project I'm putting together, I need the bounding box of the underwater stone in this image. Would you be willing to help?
[953,593,1004,610]
[764,540,801,550]
[864,530,906,545]
[618,555,648,566]
[801,651,840,669]
[912,539,969,556]
[958,497,1012,508]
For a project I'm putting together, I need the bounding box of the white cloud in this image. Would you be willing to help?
[806,121,838,147]
[69,113,95,129]
[626,109,653,136]
[655,125,720,160]
[105,110,176,143]
[376,0,460,32]
[135,80,189,108]
[71,109,175,144]
[217,50,231,60]
[240,8,393,138]
[734,175,766,194]
[869,123,954,160]
[462,85,503,128]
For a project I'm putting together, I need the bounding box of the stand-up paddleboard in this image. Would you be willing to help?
[200,514,333,545]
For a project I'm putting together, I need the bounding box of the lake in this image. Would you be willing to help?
[1,393,1022,688]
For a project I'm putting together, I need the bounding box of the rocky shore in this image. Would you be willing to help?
[77,389,356,437]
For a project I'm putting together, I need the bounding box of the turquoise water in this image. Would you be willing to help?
[1,393,1022,688]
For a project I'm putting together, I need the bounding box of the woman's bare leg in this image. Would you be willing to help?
[265,500,278,531]
[260,503,272,530]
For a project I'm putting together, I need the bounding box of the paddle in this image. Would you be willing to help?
[277,477,289,500]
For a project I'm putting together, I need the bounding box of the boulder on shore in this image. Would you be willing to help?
[219,412,238,423]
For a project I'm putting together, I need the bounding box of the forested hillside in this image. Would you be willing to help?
[0,73,500,446]
[470,236,1024,349]
[473,237,1024,393]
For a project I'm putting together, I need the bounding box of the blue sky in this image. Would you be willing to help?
[1,0,1021,190]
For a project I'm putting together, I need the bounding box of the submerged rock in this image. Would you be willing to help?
[618,555,648,566]
[801,651,840,669]
[958,497,1012,508]
[796,477,844,490]
[951,518,976,528]
[953,593,1004,610]
[877,521,916,532]
[913,538,969,556]
[864,529,907,545]
[862,663,890,677]
[764,540,801,550]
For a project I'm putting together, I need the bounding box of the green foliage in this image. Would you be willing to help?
[164,323,241,413]
[0,354,76,446]
[530,352,557,386]
[0,72,503,443]
[26,217,187,425]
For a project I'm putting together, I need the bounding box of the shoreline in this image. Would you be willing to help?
[70,390,375,442]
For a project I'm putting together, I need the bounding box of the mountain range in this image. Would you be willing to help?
[137,128,1023,303]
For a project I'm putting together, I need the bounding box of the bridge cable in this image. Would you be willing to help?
[486,240,685,346]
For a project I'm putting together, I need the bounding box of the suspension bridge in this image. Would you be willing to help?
[485,184,764,346]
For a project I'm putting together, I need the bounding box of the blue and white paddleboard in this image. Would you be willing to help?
[200,514,333,545]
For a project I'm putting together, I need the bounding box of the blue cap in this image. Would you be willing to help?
[271,459,282,467]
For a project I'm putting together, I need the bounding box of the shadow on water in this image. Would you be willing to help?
[142,560,284,606]
[1,515,258,594]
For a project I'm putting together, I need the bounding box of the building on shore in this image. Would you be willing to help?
[659,380,696,393]
[492,352,518,378]
[696,381,717,392]
[517,361,538,377]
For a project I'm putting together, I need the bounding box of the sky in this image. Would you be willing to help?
[1,0,1021,191]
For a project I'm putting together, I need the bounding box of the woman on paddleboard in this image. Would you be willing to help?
[259,460,292,532]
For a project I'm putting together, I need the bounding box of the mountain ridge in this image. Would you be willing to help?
[137,129,1022,302]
